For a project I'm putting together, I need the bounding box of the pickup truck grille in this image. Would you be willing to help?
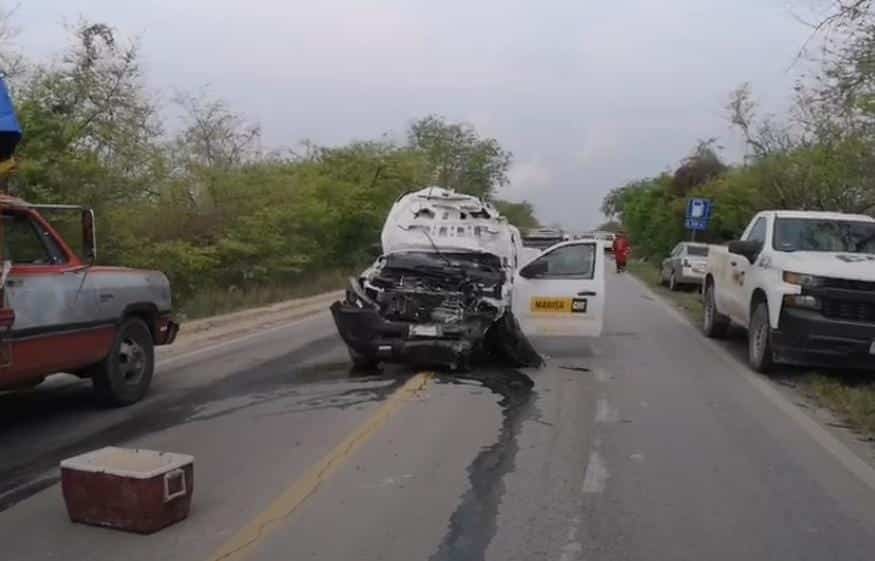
[822,278,875,292]
[822,299,875,322]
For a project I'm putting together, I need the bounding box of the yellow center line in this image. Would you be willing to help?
[208,372,434,561]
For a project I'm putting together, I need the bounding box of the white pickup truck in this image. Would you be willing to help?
[703,210,875,372]
[331,187,605,370]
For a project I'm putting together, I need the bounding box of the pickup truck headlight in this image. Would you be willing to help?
[782,271,826,288]
[783,294,821,310]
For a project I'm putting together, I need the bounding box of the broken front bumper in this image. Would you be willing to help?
[330,302,488,367]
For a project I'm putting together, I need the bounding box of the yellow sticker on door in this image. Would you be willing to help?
[530,297,587,314]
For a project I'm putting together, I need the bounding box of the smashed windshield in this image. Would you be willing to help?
[773,218,875,254]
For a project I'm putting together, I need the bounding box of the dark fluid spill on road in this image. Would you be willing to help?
[0,335,416,511]
[559,365,591,373]
[429,368,537,561]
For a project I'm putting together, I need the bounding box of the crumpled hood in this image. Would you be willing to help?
[774,251,875,281]
[380,187,518,266]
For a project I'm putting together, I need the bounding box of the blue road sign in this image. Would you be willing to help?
[685,198,712,232]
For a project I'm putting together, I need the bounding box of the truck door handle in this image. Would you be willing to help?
[729,261,737,267]
[577,290,597,296]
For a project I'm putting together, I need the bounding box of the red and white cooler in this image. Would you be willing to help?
[60,447,194,534]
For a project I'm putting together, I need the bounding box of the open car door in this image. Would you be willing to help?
[511,240,604,337]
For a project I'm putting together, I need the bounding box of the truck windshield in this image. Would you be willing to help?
[687,245,709,257]
[773,218,875,253]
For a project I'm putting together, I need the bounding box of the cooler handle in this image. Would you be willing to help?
[163,469,187,502]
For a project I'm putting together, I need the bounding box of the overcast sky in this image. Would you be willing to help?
[16,1,824,229]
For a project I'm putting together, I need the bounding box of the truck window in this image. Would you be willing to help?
[529,243,596,278]
[745,217,768,244]
[1,213,65,265]
[773,218,875,253]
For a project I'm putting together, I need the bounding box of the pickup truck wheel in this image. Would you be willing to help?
[669,272,679,291]
[91,318,154,406]
[348,348,379,371]
[748,302,774,373]
[703,283,729,338]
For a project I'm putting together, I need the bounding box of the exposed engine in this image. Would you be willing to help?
[363,252,504,329]
[330,186,542,370]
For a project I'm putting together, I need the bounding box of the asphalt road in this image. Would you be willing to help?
[3,267,875,560]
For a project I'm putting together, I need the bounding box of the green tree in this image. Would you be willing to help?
[493,199,540,229]
[13,21,163,208]
[407,114,511,199]
[670,139,727,197]
[0,13,538,314]
[601,179,649,219]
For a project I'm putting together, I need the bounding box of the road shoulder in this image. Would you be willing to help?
[623,262,875,478]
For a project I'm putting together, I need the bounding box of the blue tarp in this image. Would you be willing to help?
[0,76,21,161]
[0,76,21,138]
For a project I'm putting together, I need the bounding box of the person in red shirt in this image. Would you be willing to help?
[612,232,631,273]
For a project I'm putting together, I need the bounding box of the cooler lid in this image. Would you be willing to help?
[60,447,194,479]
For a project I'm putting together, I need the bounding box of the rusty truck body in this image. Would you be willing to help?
[0,195,179,405]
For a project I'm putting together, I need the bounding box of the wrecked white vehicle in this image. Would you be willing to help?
[330,187,605,370]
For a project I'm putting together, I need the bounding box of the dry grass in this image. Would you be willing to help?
[797,373,875,437]
[179,270,354,320]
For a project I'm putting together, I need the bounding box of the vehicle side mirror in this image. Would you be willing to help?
[520,260,548,279]
[728,240,761,263]
[81,208,97,262]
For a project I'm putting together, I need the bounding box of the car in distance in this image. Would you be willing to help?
[660,242,710,291]
[593,231,616,252]
[522,228,566,251]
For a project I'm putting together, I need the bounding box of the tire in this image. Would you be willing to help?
[348,347,379,371]
[748,301,774,373]
[669,271,679,291]
[91,318,154,406]
[703,282,730,339]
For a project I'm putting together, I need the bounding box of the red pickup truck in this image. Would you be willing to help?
[0,195,178,405]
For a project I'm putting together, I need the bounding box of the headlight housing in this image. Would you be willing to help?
[783,294,821,310]
[783,271,826,288]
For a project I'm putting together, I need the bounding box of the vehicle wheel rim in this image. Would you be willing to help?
[119,338,146,386]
